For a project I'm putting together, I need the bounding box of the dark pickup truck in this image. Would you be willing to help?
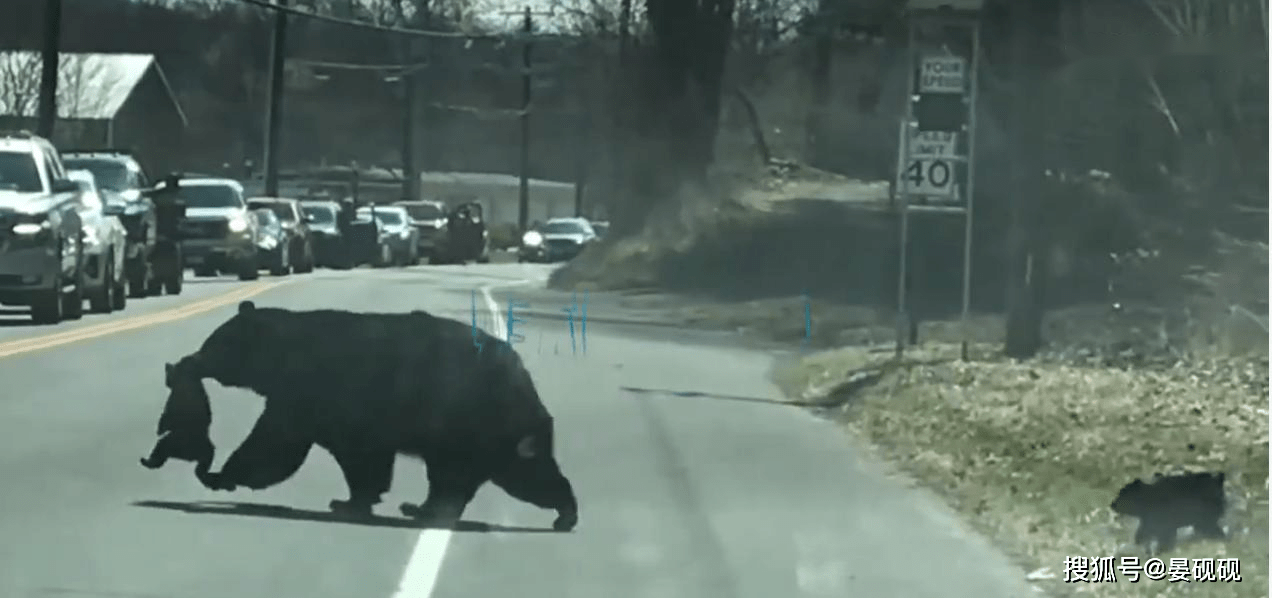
[61,149,186,297]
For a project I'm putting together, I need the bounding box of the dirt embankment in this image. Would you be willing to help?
[548,165,1269,598]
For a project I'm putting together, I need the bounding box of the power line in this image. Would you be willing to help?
[290,58,430,72]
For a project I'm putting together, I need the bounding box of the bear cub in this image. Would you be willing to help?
[1111,471,1227,554]
[140,357,215,474]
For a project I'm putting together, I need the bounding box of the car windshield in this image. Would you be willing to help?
[251,201,296,222]
[255,210,278,227]
[61,158,135,192]
[403,204,445,220]
[0,151,42,192]
[302,205,334,223]
[360,209,403,225]
[542,221,589,235]
[66,171,97,192]
[180,184,243,208]
[275,204,297,222]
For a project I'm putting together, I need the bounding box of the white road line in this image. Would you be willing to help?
[390,282,522,598]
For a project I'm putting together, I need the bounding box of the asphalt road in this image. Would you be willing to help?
[0,263,1039,598]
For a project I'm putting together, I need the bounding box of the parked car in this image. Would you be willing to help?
[431,201,490,264]
[247,196,315,274]
[61,148,184,298]
[251,208,291,276]
[0,131,87,323]
[518,217,598,263]
[357,205,418,267]
[65,169,128,313]
[299,200,347,268]
[176,178,259,280]
[394,199,448,260]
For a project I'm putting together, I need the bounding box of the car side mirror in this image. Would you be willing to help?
[51,179,79,194]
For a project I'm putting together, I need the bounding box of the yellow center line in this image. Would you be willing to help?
[0,279,295,359]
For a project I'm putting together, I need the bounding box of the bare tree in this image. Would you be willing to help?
[0,52,112,121]
[0,53,43,119]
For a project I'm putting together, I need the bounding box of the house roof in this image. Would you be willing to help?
[0,52,188,126]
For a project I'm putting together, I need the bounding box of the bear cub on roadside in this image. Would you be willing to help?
[140,357,215,475]
[1110,471,1227,554]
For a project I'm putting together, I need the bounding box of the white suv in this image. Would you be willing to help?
[0,131,88,324]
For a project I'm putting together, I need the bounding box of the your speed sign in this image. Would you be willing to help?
[898,129,960,199]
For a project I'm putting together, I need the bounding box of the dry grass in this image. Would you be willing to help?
[774,342,1269,598]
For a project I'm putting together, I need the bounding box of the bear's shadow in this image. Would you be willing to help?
[132,500,559,533]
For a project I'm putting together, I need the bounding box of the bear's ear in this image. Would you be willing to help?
[239,301,256,315]
[164,362,176,386]
[1214,472,1226,485]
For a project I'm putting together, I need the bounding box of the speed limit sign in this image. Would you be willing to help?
[898,129,960,198]
[902,159,954,196]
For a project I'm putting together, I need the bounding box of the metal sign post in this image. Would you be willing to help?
[894,1,982,360]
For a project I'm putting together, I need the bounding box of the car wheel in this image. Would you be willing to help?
[145,267,163,296]
[296,243,314,273]
[61,252,85,321]
[127,257,151,298]
[111,269,127,312]
[238,256,260,281]
[89,251,114,314]
[164,266,183,295]
[270,245,290,276]
[160,245,183,295]
[30,287,62,324]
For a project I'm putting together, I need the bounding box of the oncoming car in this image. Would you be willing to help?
[65,169,128,313]
[176,178,259,280]
[357,205,418,267]
[518,217,597,263]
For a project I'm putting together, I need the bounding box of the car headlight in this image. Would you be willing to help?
[522,231,543,246]
[12,221,49,235]
[228,214,249,233]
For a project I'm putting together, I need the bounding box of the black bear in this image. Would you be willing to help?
[1110,471,1227,554]
[179,301,579,531]
[140,356,215,475]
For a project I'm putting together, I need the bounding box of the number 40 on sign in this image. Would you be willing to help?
[900,129,960,199]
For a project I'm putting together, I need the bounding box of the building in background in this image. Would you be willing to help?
[0,52,188,173]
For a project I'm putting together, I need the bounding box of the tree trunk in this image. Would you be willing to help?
[1004,0,1063,359]
[805,23,832,168]
[645,0,737,187]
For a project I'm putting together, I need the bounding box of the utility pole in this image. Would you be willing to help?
[1003,0,1061,359]
[574,122,587,217]
[517,5,533,233]
[36,0,63,139]
[400,3,428,203]
[262,0,289,197]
